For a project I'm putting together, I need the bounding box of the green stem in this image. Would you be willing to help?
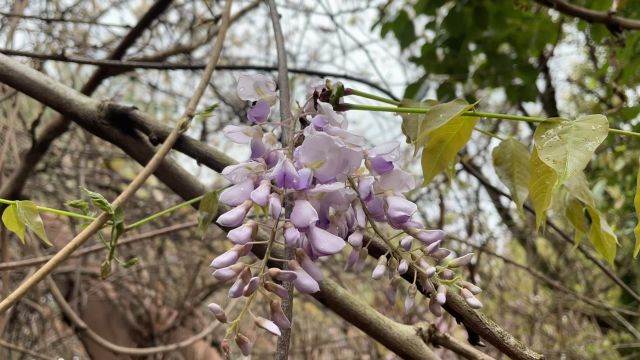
[342,103,640,139]
[0,199,95,221]
[474,127,506,141]
[346,88,400,106]
[126,195,204,230]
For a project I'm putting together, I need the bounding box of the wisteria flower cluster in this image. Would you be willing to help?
[207,74,481,356]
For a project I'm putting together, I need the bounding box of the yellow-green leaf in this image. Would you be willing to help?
[528,147,558,230]
[399,99,438,148]
[421,115,477,185]
[586,206,618,265]
[533,115,608,183]
[16,201,52,246]
[197,191,219,238]
[564,172,596,208]
[491,138,530,213]
[634,160,640,258]
[565,198,588,247]
[2,204,26,243]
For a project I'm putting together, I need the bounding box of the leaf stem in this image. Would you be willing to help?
[126,195,204,230]
[0,198,95,221]
[346,88,400,106]
[341,103,640,139]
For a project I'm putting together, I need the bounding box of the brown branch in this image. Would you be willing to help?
[264,0,294,357]
[533,0,640,30]
[0,221,196,271]
[45,276,228,356]
[422,324,496,360]
[0,48,397,100]
[0,11,132,28]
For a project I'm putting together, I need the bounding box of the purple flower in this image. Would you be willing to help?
[247,99,271,123]
[372,255,387,280]
[254,316,281,336]
[216,200,252,228]
[400,236,413,251]
[229,275,248,298]
[270,299,291,330]
[461,288,483,309]
[347,230,363,247]
[268,193,282,220]
[296,249,323,281]
[448,253,473,268]
[250,136,267,159]
[357,176,375,201]
[227,220,257,245]
[291,200,318,231]
[210,245,243,268]
[307,225,346,257]
[460,281,482,295]
[295,132,362,183]
[436,285,447,305]
[265,281,289,299]
[237,74,277,103]
[289,260,320,293]
[235,334,253,356]
[267,268,298,282]
[270,157,299,189]
[367,141,400,175]
[375,169,416,194]
[212,263,245,281]
[295,168,314,190]
[412,229,446,245]
[221,161,265,184]
[250,180,271,207]
[284,223,301,247]
[243,277,260,296]
[207,302,227,323]
[219,179,254,206]
[398,259,409,275]
[385,195,417,227]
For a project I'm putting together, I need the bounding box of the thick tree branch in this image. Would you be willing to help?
[533,0,640,30]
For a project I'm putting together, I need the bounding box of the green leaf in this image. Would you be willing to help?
[634,160,640,258]
[533,115,609,183]
[586,206,618,265]
[420,115,477,185]
[196,103,219,118]
[82,187,113,214]
[121,257,139,268]
[528,147,558,230]
[414,99,476,147]
[16,201,51,246]
[65,199,90,215]
[564,172,596,208]
[109,206,125,247]
[197,191,219,238]
[565,198,588,247]
[2,204,25,244]
[399,99,437,147]
[491,138,531,212]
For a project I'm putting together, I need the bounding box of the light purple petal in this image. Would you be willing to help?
[247,99,271,123]
[268,194,282,220]
[219,179,254,206]
[270,300,291,330]
[307,225,346,256]
[216,200,251,228]
[385,195,417,226]
[291,200,318,231]
[227,220,257,245]
[289,260,320,293]
[254,316,281,336]
[296,249,323,281]
[347,231,363,247]
[250,180,271,207]
[237,74,277,102]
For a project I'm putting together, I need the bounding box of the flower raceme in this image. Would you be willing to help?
[206,74,481,355]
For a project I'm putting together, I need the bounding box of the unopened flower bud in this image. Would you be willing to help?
[243,276,260,296]
[398,259,409,275]
[387,257,398,279]
[216,200,252,228]
[289,260,320,293]
[461,288,483,309]
[372,255,387,280]
[212,263,245,281]
[270,299,291,329]
[265,281,289,299]
[221,338,231,356]
[267,268,298,282]
[460,280,482,295]
[250,180,271,206]
[255,316,282,336]
[227,220,258,245]
[284,223,300,248]
[413,229,446,245]
[210,245,244,268]
[400,236,413,251]
[348,230,363,247]
[429,296,443,317]
[440,268,455,280]
[436,285,447,305]
[207,302,227,323]
[229,267,251,298]
[448,253,473,268]
[268,193,282,220]
[219,179,254,206]
[296,248,323,281]
[405,284,417,313]
[430,248,451,260]
[235,333,253,356]
[344,246,360,272]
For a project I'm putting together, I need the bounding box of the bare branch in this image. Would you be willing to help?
[533,0,640,31]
